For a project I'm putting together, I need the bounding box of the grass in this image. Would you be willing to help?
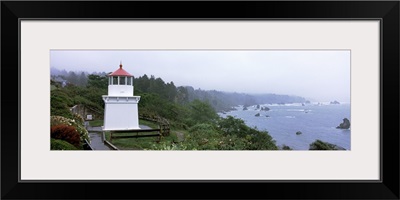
[139,119,159,129]
[96,119,187,150]
[105,131,179,150]
[89,120,103,127]
[89,119,157,128]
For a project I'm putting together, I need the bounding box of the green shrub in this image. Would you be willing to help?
[188,123,218,135]
[183,123,270,150]
[185,100,219,127]
[50,91,74,119]
[216,116,278,150]
[51,138,78,150]
[73,96,103,111]
[309,140,345,150]
[185,124,220,150]
[51,89,74,106]
[216,134,247,150]
[150,143,189,150]
[246,130,278,150]
[217,116,250,137]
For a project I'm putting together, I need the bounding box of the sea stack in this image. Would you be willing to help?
[336,118,350,129]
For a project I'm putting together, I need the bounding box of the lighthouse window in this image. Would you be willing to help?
[127,77,132,85]
[113,76,118,85]
[120,76,126,85]
[109,77,112,85]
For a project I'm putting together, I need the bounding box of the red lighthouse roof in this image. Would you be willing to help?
[109,62,133,77]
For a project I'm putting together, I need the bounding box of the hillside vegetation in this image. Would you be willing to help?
[50,70,307,150]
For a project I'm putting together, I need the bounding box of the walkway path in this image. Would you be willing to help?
[88,132,111,150]
[85,122,111,150]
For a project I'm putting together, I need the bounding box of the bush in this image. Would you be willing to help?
[185,124,220,150]
[183,123,265,150]
[73,96,103,112]
[309,140,346,150]
[50,89,76,118]
[51,138,78,150]
[51,115,89,142]
[188,123,218,135]
[51,125,81,147]
[217,116,250,137]
[216,116,278,150]
[71,113,84,125]
[150,143,189,150]
[216,134,247,150]
[246,130,278,150]
[185,100,219,127]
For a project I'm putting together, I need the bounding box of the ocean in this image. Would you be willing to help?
[218,103,351,150]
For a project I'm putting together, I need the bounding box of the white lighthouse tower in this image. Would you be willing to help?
[102,62,141,130]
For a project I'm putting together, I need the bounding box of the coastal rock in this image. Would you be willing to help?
[281,145,292,150]
[336,118,350,129]
[265,115,270,118]
[255,113,260,117]
[296,131,302,135]
[330,100,340,105]
[243,106,248,111]
[261,106,270,111]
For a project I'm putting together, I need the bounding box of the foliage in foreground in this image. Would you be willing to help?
[111,116,278,151]
[50,125,81,148]
[162,116,278,150]
[216,116,278,150]
[309,140,346,150]
[51,138,79,150]
[51,115,89,142]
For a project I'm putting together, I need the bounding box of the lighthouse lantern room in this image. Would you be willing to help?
[102,62,141,130]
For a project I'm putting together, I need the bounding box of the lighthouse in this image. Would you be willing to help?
[102,62,141,130]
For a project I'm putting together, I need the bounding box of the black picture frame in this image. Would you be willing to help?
[2,1,399,199]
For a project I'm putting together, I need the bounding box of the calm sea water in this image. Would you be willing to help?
[219,103,351,150]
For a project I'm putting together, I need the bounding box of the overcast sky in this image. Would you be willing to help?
[50,50,350,102]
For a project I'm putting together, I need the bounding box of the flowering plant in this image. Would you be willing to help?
[51,115,89,142]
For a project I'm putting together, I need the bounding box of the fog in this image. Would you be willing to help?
[50,50,350,102]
